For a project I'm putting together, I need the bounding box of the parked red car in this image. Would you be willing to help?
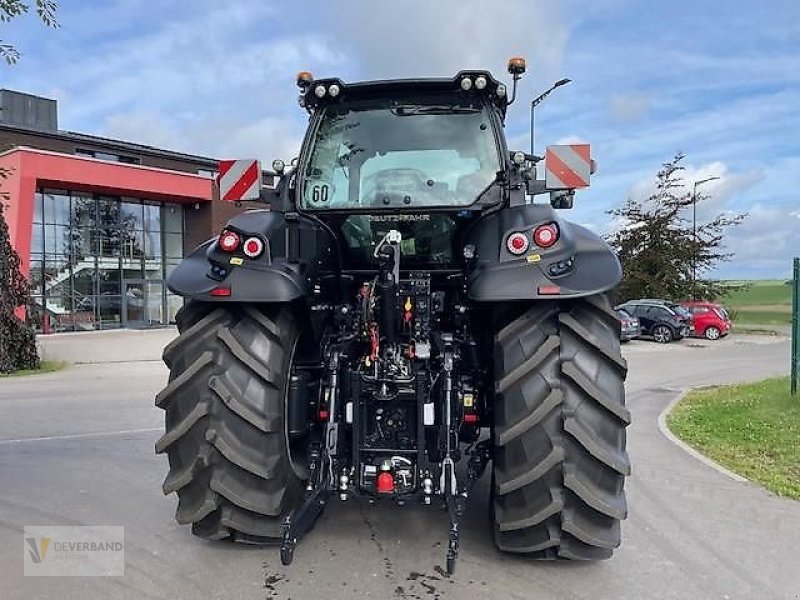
[680,301,732,340]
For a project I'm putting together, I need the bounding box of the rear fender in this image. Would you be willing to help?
[167,209,334,303]
[465,204,621,301]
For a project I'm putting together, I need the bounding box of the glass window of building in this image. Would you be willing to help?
[163,204,184,324]
[29,189,184,333]
[42,190,70,225]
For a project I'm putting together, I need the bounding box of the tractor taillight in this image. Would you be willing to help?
[506,232,529,255]
[242,237,264,258]
[533,224,559,248]
[376,472,394,494]
[218,230,240,253]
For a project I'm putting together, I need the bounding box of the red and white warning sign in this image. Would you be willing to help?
[545,144,591,189]
[218,159,262,202]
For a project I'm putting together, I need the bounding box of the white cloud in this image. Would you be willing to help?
[716,203,799,279]
[608,92,651,123]
[337,0,569,82]
[623,160,763,207]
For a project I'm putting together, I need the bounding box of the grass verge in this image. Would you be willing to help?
[667,377,800,500]
[733,309,792,326]
[0,361,68,378]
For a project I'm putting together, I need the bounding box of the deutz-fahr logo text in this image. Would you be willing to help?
[368,214,430,222]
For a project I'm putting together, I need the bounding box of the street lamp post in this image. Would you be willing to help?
[530,78,571,156]
[691,176,720,299]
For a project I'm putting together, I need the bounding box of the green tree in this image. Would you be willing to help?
[0,190,40,373]
[1,1,58,371]
[606,153,747,302]
[1,0,58,64]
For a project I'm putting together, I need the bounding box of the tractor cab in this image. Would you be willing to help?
[295,71,509,213]
[283,71,511,271]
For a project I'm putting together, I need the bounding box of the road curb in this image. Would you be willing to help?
[656,389,748,483]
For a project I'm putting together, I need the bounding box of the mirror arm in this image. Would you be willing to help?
[525,179,548,197]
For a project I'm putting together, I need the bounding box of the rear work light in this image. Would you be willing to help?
[506,232,529,255]
[218,230,241,253]
[533,224,559,248]
[242,237,264,258]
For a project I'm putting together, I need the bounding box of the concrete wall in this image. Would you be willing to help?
[38,328,177,364]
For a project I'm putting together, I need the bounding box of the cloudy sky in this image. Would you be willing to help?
[3,0,798,278]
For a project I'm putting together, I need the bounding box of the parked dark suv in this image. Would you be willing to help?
[616,300,692,343]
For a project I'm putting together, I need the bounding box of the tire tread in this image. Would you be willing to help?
[156,300,302,543]
[493,294,629,559]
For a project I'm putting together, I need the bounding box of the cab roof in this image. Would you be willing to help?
[298,71,510,116]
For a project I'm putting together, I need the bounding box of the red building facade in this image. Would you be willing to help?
[1,146,215,331]
[0,89,270,332]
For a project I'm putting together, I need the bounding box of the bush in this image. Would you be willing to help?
[0,199,40,373]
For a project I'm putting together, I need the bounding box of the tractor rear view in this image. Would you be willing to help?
[156,57,629,574]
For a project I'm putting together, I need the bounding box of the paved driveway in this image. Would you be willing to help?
[1,334,797,599]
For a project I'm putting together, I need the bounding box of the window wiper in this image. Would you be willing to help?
[391,104,481,116]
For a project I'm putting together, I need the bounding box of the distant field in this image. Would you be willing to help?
[732,310,792,325]
[719,280,793,326]
[720,280,792,306]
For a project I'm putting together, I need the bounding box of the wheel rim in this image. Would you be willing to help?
[654,326,671,343]
[705,327,720,340]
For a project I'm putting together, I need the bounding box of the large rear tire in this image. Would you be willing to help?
[155,301,304,542]
[492,294,630,559]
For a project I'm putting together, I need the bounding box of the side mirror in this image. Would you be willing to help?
[550,189,574,209]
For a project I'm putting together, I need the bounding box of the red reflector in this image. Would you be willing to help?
[243,236,264,258]
[210,287,232,297]
[318,409,329,421]
[533,224,559,248]
[463,413,479,425]
[218,230,241,253]
[538,285,561,295]
[376,472,394,494]
[506,232,529,255]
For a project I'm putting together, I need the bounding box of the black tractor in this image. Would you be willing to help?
[156,57,630,574]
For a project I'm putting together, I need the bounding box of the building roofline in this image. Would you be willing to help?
[0,145,217,182]
[0,121,218,167]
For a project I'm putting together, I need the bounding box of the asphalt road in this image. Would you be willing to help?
[1,334,797,600]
